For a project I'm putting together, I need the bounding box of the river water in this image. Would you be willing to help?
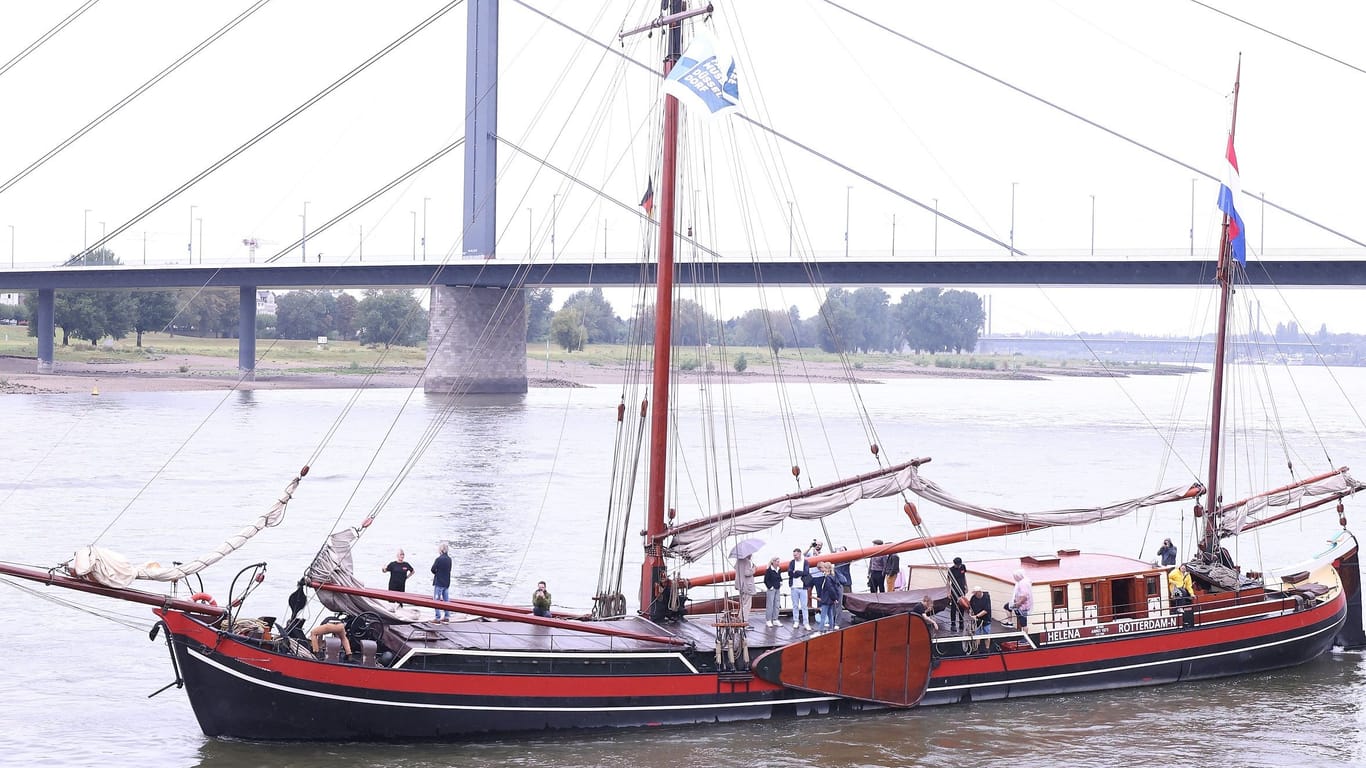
[3,369,1366,767]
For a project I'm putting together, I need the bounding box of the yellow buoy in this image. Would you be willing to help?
[91,386,100,396]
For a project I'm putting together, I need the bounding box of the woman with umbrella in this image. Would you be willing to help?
[730,539,763,624]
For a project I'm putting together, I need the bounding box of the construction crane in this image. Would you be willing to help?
[241,237,278,263]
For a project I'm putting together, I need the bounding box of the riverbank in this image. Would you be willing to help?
[0,352,1196,395]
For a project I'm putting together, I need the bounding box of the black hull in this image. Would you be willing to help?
[171,641,834,741]
[921,599,1346,706]
[165,591,1345,741]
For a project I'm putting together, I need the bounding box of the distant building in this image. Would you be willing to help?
[1,292,25,306]
[256,290,277,316]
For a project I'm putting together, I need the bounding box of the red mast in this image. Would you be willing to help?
[1204,59,1241,554]
[634,0,691,616]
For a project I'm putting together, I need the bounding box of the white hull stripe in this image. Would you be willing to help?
[188,649,834,713]
[931,618,1340,694]
[393,648,701,674]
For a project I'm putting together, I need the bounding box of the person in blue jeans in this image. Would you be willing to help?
[816,561,844,631]
[788,548,812,631]
[763,557,784,627]
[431,542,452,622]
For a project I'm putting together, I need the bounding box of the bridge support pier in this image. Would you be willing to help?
[238,286,256,377]
[424,285,526,395]
[36,288,54,373]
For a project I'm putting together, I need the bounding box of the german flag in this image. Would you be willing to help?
[639,177,654,218]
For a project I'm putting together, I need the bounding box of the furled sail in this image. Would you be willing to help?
[904,467,1201,527]
[308,527,422,623]
[665,462,1200,562]
[67,474,303,588]
[666,462,924,562]
[1218,468,1362,536]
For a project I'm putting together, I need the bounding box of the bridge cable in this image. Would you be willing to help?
[262,138,465,263]
[1189,0,1366,77]
[0,0,100,81]
[0,0,272,198]
[818,0,1366,251]
[62,0,465,266]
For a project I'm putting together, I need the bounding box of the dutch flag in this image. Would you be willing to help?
[1216,134,1247,265]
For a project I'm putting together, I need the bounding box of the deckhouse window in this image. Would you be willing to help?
[1145,576,1160,596]
[1082,583,1095,604]
[1051,584,1067,609]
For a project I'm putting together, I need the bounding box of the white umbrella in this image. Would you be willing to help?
[728,538,765,559]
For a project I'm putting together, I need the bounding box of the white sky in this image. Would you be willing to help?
[1,1,1363,335]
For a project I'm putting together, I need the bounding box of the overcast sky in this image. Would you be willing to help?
[1,1,1363,335]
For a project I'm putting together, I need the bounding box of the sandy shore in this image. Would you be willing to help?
[1,352,1181,396]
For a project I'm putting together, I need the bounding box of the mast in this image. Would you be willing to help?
[625,0,693,616]
[1204,59,1241,555]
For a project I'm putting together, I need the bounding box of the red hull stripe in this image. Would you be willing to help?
[187,649,834,712]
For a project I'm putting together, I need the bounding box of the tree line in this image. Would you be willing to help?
[531,286,986,354]
[8,250,428,348]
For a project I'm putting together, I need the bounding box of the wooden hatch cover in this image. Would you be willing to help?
[750,612,933,707]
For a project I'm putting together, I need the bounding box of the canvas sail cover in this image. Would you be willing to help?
[665,464,1200,562]
[68,475,303,588]
[308,527,422,623]
[1218,469,1362,536]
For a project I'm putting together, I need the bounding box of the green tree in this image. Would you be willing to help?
[58,290,134,346]
[526,287,554,341]
[357,289,426,348]
[816,288,859,353]
[275,290,338,340]
[549,306,587,352]
[131,291,178,347]
[334,293,360,340]
[560,288,623,343]
[849,287,892,352]
[174,287,239,338]
[896,287,985,353]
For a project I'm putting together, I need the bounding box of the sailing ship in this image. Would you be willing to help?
[2,3,1363,743]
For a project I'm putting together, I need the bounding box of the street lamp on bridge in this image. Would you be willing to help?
[1009,182,1017,256]
[301,201,309,263]
[188,205,196,263]
[1090,194,1095,256]
[423,197,430,261]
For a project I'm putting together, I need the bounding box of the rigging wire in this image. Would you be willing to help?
[0,0,273,199]
[0,0,100,80]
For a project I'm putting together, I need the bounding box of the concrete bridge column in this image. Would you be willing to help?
[424,285,526,394]
[238,285,257,376]
[36,288,54,373]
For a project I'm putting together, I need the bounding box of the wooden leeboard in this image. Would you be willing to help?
[751,612,933,707]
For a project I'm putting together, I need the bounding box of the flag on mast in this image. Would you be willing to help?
[640,177,654,218]
[662,30,740,118]
[1216,133,1247,264]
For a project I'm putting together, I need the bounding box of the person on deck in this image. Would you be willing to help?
[884,549,901,592]
[867,540,887,593]
[948,557,969,632]
[1169,564,1196,627]
[381,549,415,592]
[805,539,824,559]
[764,557,784,627]
[1006,570,1034,629]
[1157,538,1178,566]
[734,554,756,623]
[789,547,813,631]
[968,585,993,653]
[834,546,853,590]
[431,542,452,623]
[532,581,552,617]
[309,618,352,659]
[816,561,843,632]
